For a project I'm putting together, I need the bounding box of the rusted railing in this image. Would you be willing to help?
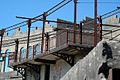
[9,28,101,64]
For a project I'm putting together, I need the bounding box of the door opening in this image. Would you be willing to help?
[112,68,120,80]
[45,65,50,80]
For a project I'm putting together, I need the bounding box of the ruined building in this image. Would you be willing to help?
[0,16,120,80]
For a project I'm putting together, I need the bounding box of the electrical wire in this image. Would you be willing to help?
[4,0,72,33]
[77,1,120,4]
[102,10,120,19]
[47,0,72,16]
[80,8,120,26]
[101,8,119,17]
[1,0,120,46]
[4,0,119,33]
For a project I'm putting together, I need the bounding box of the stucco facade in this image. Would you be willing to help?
[0,16,120,80]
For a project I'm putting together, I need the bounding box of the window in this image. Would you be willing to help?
[34,44,41,55]
[20,47,26,61]
[28,46,32,59]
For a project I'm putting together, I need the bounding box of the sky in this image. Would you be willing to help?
[0,0,120,31]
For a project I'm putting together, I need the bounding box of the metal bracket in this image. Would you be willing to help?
[52,52,74,66]
[25,63,40,74]
[14,67,26,80]
[24,63,40,80]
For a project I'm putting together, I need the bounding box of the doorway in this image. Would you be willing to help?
[112,68,120,80]
[45,65,50,80]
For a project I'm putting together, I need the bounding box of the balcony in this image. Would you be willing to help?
[7,28,100,68]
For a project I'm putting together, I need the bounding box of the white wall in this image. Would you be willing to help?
[50,59,71,80]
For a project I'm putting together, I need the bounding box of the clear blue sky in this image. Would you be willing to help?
[0,0,119,29]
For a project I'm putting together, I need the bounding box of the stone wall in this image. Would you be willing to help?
[50,59,71,80]
[60,40,120,80]
[0,23,53,72]
[0,71,22,80]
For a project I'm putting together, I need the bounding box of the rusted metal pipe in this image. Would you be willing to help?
[0,29,5,55]
[14,39,19,62]
[26,19,31,59]
[45,32,49,51]
[102,24,120,28]
[99,16,102,40]
[66,30,68,45]
[94,0,97,47]
[41,12,47,53]
[80,22,82,44]
[73,0,77,43]
[32,45,35,59]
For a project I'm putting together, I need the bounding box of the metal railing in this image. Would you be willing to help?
[7,28,101,64]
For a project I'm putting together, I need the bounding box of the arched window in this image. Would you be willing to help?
[4,49,11,72]
[20,47,25,62]
[28,46,32,59]
[34,44,41,56]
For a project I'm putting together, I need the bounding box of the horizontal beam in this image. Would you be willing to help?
[34,58,56,64]
[102,24,120,28]
[102,30,112,32]
[16,16,79,26]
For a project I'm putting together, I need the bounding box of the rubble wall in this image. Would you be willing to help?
[50,59,71,80]
[60,40,120,80]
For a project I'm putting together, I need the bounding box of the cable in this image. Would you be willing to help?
[4,0,72,33]
[46,0,66,13]
[101,8,119,17]
[102,10,120,19]
[81,8,120,26]
[77,1,120,3]
[47,0,72,16]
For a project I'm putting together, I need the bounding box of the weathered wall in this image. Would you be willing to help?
[0,23,53,72]
[0,71,22,80]
[25,66,41,80]
[40,65,46,80]
[50,59,71,80]
[60,40,120,80]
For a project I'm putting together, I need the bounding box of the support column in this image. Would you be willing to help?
[80,22,82,44]
[99,16,102,40]
[26,19,31,59]
[45,32,49,51]
[14,39,19,62]
[0,29,5,72]
[94,0,97,47]
[0,29,5,54]
[41,12,47,53]
[73,0,77,43]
